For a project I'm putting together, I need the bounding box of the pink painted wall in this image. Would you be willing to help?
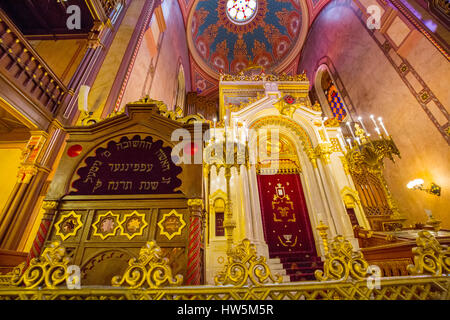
[149,0,191,108]
[298,2,450,228]
[120,0,191,109]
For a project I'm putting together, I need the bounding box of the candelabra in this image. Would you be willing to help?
[342,118,406,230]
[204,129,250,254]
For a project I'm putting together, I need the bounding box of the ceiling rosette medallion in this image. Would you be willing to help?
[218,0,268,34]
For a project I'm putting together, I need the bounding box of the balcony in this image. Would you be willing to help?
[0,9,68,117]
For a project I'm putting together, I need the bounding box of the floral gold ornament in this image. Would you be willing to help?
[119,211,148,240]
[314,143,333,164]
[407,231,450,276]
[10,241,71,289]
[157,210,186,240]
[92,211,120,240]
[111,241,183,289]
[215,238,282,287]
[314,235,370,282]
[54,211,83,241]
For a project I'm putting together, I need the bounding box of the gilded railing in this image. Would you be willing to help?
[0,276,448,300]
[0,9,68,115]
[0,232,448,300]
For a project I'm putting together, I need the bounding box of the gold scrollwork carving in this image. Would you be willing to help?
[111,241,183,289]
[315,235,370,282]
[407,231,450,276]
[187,199,204,209]
[214,239,283,287]
[10,241,71,289]
[315,143,333,164]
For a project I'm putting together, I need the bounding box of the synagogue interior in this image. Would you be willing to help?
[0,0,448,300]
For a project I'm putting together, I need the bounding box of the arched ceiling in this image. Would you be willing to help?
[186,0,310,79]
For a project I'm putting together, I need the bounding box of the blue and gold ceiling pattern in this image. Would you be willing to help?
[191,0,303,74]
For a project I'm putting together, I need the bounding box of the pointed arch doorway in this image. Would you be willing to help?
[255,133,321,280]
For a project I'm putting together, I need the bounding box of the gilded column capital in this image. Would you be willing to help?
[17,165,39,184]
[188,199,204,217]
[42,201,58,211]
[315,142,333,165]
[187,199,204,211]
[42,201,59,219]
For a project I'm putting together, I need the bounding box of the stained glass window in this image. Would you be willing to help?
[322,71,347,122]
[226,0,257,24]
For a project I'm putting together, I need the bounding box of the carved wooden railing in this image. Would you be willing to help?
[0,9,68,115]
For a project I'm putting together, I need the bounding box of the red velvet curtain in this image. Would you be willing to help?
[257,174,317,257]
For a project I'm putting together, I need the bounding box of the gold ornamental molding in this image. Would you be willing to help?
[215,238,283,287]
[315,235,370,282]
[91,211,120,240]
[249,116,314,158]
[314,142,333,165]
[187,199,204,210]
[54,211,83,241]
[10,241,71,289]
[42,201,58,211]
[157,210,186,240]
[112,241,183,289]
[407,231,450,276]
[118,211,148,240]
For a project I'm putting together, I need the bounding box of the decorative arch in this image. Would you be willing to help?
[340,186,371,229]
[80,248,136,285]
[209,189,228,238]
[249,115,314,157]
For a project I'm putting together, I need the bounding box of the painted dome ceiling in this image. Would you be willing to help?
[188,0,307,78]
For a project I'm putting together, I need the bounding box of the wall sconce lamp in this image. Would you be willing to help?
[407,179,441,196]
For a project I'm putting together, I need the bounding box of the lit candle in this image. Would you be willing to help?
[370,115,381,138]
[355,137,361,145]
[346,122,356,140]
[346,138,352,148]
[378,117,389,136]
[213,118,216,140]
[357,116,369,134]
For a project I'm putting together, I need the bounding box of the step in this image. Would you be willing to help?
[282,261,322,268]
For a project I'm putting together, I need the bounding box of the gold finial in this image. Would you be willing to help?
[112,241,183,289]
[312,100,322,112]
[315,235,370,281]
[215,239,283,287]
[316,220,330,255]
[10,241,71,289]
[407,231,449,276]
